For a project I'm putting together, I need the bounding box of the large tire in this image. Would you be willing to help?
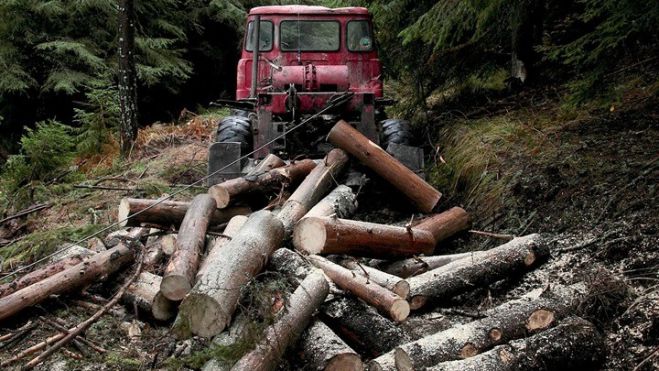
[380,119,413,148]
[216,112,252,154]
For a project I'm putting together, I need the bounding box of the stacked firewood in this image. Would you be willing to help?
[0,120,605,370]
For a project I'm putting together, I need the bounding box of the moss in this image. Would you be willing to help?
[105,351,144,370]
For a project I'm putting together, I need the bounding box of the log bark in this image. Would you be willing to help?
[104,227,147,248]
[378,252,487,278]
[304,185,358,219]
[413,207,472,243]
[161,194,217,301]
[340,259,410,298]
[369,283,589,371]
[267,248,316,287]
[308,255,409,322]
[407,234,548,310]
[427,318,604,371]
[0,254,88,299]
[123,272,175,321]
[174,215,249,338]
[328,120,441,212]
[0,243,134,322]
[247,154,286,176]
[208,159,317,208]
[320,296,410,357]
[294,217,435,259]
[231,270,329,371]
[143,230,167,268]
[118,198,249,229]
[299,319,363,371]
[276,149,349,233]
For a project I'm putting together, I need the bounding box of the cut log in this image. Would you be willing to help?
[160,194,217,301]
[277,149,349,233]
[104,227,147,248]
[267,248,316,287]
[299,319,363,371]
[308,255,409,322]
[247,154,285,176]
[304,185,358,219]
[0,243,134,322]
[378,252,486,278]
[0,254,88,299]
[143,230,166,268]
[369,283,589,371]
[49,243,95,262]
[426,317,604,371]
[208,159,317,208]
[327,120,441,212]
[231,270,329,371]
[321,296,410,357]
[413,207,472,243]
[340,259,410,298]
[122,272,175,321]
[201,313,250,371]
[174,215,249,338]
[294,217,435,259]
[407,234,548,309]
[118,198,249,229]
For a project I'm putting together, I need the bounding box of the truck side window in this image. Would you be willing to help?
[245,20,274,52]
[347,21,373,52]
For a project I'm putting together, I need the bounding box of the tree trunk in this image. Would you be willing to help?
[299,319,363,371]
[208,159,316,208]
[104,227,147,248]
[308,255,409,322]
[427,317,604,371]
[247,154,285,176]
[413,207,472,244]
[0,255,88,299]
[369,283,589,371]
[174,215,249,338]
[118,0,138,156]
[123,272,175,321]
[0,243,133,321]
[267,248,316,287]
[294,217,435,259]
[276,149,349,233]
[230,270,329,371]
[407,234,547,309]
[327,120,441,212]
[340,259,410,298]
[118,198,249,229]
[160,194,217,301]
[378,252,486,278]
[304,185,358,219]
[320,296,410,358]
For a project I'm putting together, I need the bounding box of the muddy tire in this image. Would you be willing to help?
[216,112,252,154]
[380,119,413,148]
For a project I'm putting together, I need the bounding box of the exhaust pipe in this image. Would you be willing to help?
[250,15,260,99]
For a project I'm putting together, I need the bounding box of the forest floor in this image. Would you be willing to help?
[0,83,657,370]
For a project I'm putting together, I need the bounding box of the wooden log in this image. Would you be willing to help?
[321,296,410,357]
[369,283,588,370]
[118,198,249,229]
[413,207,472,243]
[174,215,249,338]
[327,120,441,212]
[0,243,134,322]
[378,252,487,278]
[277,149,349,233]
[104,227,147,248]
[308,255,409,322]
[208,159,317,208]
[407,234,548,310]
[143,229,166,268]
[267,248,315,287]
[49,243,95,261]
[230,270,329,371]
[160,194,217,301]
[294,217,436,259]
[247,154,285,176]
[123,272,175,321]
[340,259,410,298]
[304,185,358,219]
[299,319,363,371]
[201,313,250,371]
[0,255,88,299]
[426,317,604,371]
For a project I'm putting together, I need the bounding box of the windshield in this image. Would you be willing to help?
[280,20,340,52]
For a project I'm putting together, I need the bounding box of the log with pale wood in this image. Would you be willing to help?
[247,154,286,176]
[160,194,217,301]
[298,319,364,371]
[104,227,147,248]
[413,207,472,243]
[369,283,589,371]
[230,270,329,371]
[276,149,349,232]
[174,215,249,338]
[208,159,317,208]
[123,272,175,321]
[0,243,134,322]
[407,234,548,310]
[340,259,410,298]
[294,217,435,259]
[327,120,441,213]
[118,198,249,229]
[304,184,358,219]
[377,251,487,278]
[308,255,409,322]
[426,317,604,371]
[0,254,88,299]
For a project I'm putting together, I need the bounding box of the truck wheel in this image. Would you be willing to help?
[380,119,413,148]
[216,113,252,154]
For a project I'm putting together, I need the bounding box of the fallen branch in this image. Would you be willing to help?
[0,203,51,226]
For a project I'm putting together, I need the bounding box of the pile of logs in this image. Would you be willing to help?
[0,121,605,370]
